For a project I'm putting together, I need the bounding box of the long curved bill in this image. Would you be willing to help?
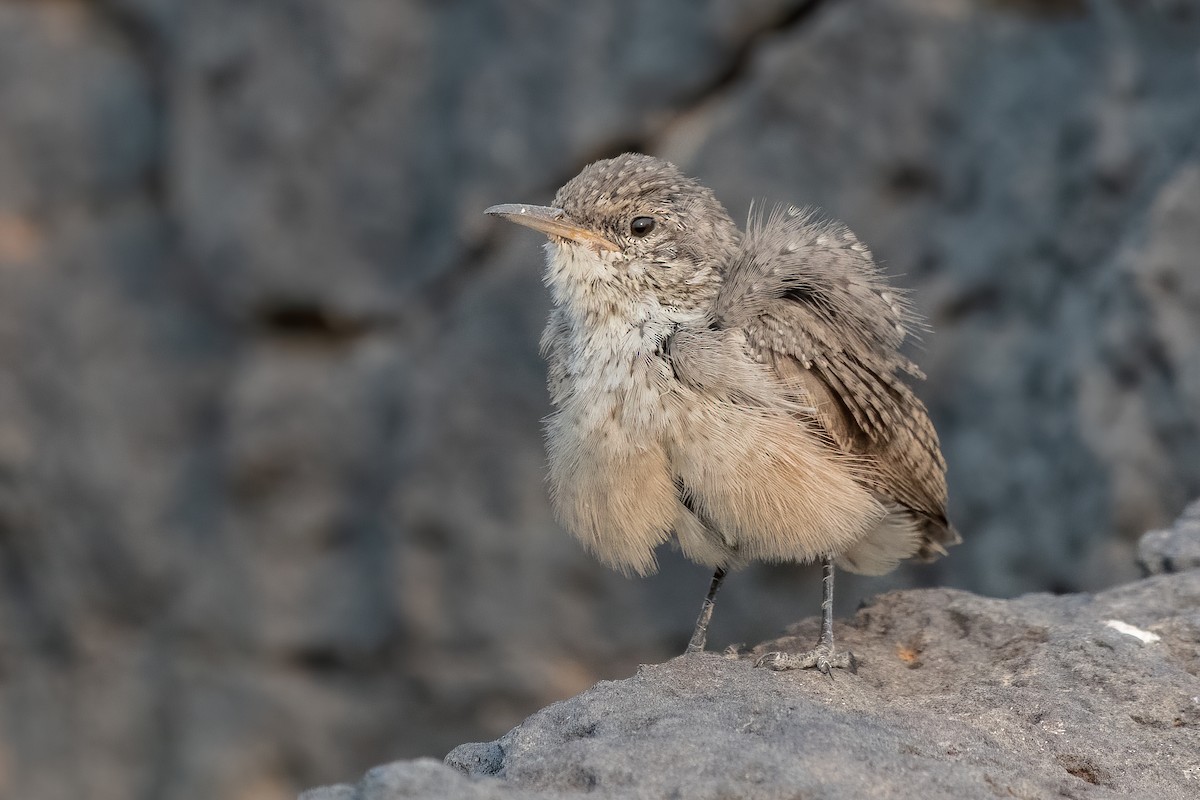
[485,204,619,252]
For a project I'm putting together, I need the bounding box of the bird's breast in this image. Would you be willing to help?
[542,311,690,575]
[557,315,680,439]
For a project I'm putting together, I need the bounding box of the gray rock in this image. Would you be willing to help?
[445,741,506,777]
[1138,500,1200,574]
[304,758,563,800]
[300,783,357,800]
[307,569,1200,799]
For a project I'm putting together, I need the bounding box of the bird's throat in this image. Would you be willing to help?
[542,241,629,317]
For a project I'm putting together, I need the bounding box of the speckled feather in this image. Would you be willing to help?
[715,205,959,568]
[523,153,956,577]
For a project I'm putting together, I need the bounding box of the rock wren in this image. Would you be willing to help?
[486,153,957,673]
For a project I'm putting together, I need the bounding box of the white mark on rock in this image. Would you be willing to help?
[1040,718,1065,735]
[1104,619,1160,644]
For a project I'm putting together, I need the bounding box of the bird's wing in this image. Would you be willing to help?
[702,206,954,549]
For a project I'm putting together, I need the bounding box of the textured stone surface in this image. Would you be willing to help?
[305,565,1200,799]
[2,1,1200,798]
[1139,500,1200,575]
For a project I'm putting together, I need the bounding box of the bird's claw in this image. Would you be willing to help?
[754,645,856,674]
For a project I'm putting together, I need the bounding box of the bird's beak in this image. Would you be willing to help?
[485,204,619,252]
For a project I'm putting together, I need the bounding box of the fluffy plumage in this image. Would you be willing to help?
[504,153,957,578]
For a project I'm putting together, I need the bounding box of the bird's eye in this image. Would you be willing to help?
[630,216,656,237]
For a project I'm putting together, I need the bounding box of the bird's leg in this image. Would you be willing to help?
[685,567,727,654]
[755,557,856,674]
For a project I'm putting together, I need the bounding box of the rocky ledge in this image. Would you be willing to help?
[303,509,1200,799]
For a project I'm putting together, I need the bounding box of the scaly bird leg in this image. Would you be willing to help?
[755,557,856,674]
[685,567,727,654]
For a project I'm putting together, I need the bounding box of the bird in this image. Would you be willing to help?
[485,153,957,674]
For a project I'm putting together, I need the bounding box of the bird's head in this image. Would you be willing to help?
[486,153,738,319]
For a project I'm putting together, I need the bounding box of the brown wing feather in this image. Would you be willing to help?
[717,206,957,559]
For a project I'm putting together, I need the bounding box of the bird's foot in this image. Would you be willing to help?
[754,644,856,675]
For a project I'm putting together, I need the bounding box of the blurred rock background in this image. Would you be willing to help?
[0,0,1197,798]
